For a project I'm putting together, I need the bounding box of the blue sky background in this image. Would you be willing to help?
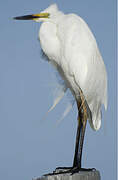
[0,0,117,180]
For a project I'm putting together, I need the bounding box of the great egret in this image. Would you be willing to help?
[14,4,107,175]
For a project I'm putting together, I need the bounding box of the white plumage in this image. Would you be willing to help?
[38,4,107,131]
[14,3,107,131]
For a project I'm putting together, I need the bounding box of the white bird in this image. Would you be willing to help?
[14,3,107,175]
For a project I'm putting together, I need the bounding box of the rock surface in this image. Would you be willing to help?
[33,170,101,180]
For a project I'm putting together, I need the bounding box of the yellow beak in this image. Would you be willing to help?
[13,13,50,20]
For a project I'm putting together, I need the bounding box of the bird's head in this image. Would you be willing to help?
[13,4,63,23]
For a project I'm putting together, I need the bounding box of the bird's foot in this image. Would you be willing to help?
[55,166,72,170]
[43,167,96,176]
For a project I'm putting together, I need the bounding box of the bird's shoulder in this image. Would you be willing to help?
[57,13,96,47]
[58,13,89,31]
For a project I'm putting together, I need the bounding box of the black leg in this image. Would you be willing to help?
[44,91,94,176]
[54,115,82,174]
[76,113,87,169]
[73,111,82,167]
[75,90,88,169]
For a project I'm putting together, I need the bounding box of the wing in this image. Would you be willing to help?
[57,14,107,130]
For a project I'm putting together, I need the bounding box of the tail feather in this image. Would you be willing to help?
[88,102,102,131]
